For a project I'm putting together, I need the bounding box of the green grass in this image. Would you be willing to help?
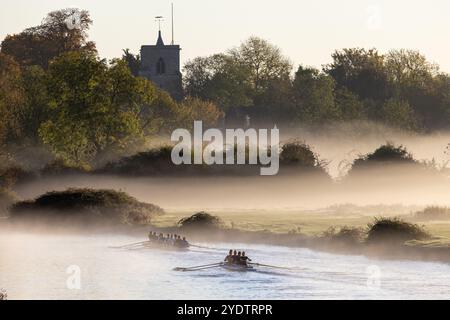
[152,209,450,246]
[154,210,373,234]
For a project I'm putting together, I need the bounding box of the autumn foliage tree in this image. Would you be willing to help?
[0,53,25,147]
[1,8,96,68]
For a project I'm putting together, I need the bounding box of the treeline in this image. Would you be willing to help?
[1,8,450,170]
[0,9,222,168]
[184,39,450,131]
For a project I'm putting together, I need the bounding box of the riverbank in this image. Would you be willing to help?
[2,210,450,265]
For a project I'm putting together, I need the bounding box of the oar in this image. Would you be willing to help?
[174,262,223,272]
[249,262,295,270]
[109,241,149,249]
[189,244,222,251]
[177,264,224,272]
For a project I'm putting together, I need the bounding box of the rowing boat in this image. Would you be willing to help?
[220,263,255,272]
[141,240,189,251]
[174,260,292,272]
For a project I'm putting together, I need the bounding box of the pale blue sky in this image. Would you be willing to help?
[1,0,449,72]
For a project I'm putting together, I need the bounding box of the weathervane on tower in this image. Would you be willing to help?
[155,16,164,32]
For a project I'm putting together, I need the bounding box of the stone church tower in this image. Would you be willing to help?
[139,31,183,100]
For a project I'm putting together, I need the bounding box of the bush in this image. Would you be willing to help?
[279,141,329,176]
[10,188,164,225]
[280,141,318,166]
[366,217,429,245]
[415,206,450,221]
[352,143,414,169]
[178,211,223,229]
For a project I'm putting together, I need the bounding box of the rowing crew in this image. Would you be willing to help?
[224,250,252,266]
[148,231,190,248]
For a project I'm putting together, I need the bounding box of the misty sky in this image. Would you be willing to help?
[0,0,449,72]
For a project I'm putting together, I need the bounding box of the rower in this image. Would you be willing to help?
[224,250,233,264]
[237,251,242,263]
[240,251,252,265]
[174,235,182,247]
[181,236,189,247]
[232,250,238,263]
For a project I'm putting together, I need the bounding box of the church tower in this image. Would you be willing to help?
[139,29,183,100]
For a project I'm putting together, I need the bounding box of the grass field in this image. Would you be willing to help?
[152,208,450,244]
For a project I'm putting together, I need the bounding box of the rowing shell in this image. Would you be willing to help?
[220,263,256,272]
[142,241,189,251]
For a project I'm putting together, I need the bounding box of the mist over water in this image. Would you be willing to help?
[3,123,450,300]
[1,232,449,300]
[281,122,450,178]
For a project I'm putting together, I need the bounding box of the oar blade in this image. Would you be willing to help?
[173,262,223,272]
[249,262,294,270]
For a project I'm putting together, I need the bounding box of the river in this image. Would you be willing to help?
[1,231,449,300]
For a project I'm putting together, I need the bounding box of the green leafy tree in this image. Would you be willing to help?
[122,49,141,77]
[20,66,49,143]
[184,37,291,113]
[292,66,340,123]
[177,97,224,129]
[324,48,389,101]
[255,77,294,121]
[381,98,418,130]
[386,49,438,90]
[335,87,365,120]
[229,37,292,94]
[385,49,447,129]
[39,51,192,165]
[183,54,252,111]
[40,52,144,165]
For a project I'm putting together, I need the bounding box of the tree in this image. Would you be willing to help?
[1,8,96,68]
[255,77,294,121]
[381,98,418,130]
[20,66,49,143]
[177,97,224,129]
[230,36,292,94]
[183,54,252,111]
[39,51,191,165]
[386,49,438,89]
[40,52,143,165]
[184,37,292,113]
[385,50,447,129]
[335,87,365,120]
[324,48,389,101]
[0,53,25,146]
[122,49,141,77]
[292,66,340,124]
